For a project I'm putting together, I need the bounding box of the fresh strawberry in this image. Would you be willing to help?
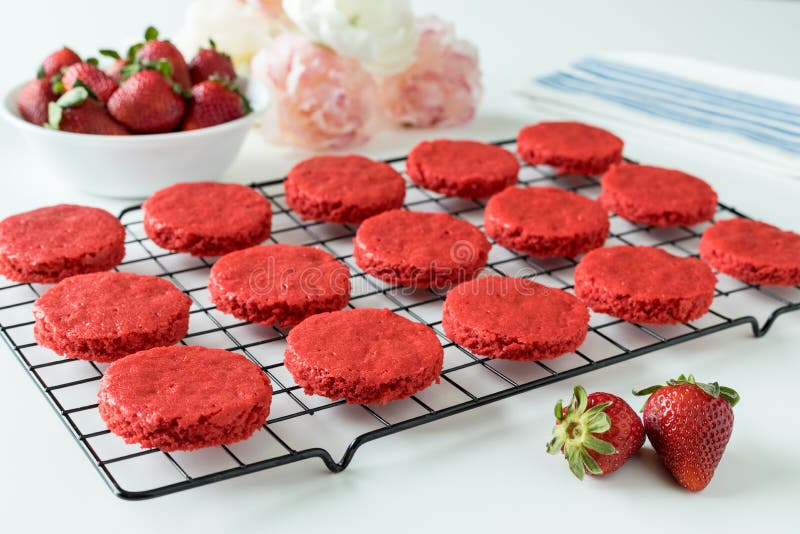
[189,39,236,84]
[17,78,55,125]
[46,87,128,135]
[58,100,129,135]
[134,26,191,91]
[108,69,186,133]
[547,385,644,479]
[61,62,118,103]
[634,374,739,492]
[39,47,81,79]
[182,78,249,130]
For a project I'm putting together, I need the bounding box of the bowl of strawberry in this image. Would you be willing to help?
[1,27,266,198]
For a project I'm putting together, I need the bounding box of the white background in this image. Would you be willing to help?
[1,1,799,532]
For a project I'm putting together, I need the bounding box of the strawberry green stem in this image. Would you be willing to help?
[56,87,89,108]
[99,49,121,60]
[633,374,740,406]
[144,26,159,41]
[71,79,99,101]
[547,385,616,480]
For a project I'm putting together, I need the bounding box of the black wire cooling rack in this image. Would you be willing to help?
[1,139,799,500]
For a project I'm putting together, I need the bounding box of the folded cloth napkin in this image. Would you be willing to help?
[516,52,800,178]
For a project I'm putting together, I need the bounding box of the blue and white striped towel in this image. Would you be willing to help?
[518,53,800,177]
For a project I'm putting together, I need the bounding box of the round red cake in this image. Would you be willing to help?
[406,140,520,198]
[354,210,490,288]
[699,218,800,286]
[209,244,351,327]
[98,345,272,451]
[442,275,589,360]
[143,182,272,257]
[33,272,191,362]
[517,121,624,175]
[284,308,443,404]
[285,155,406,223]
[599,164,718,227]
[0,204,125,283]
[574,246,717,324]
[484,186,609,257]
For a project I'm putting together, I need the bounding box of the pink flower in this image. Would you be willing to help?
[378,16,482,128]
[252,33,381,150]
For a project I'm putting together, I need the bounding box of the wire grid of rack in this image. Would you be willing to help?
[1,139,799,500]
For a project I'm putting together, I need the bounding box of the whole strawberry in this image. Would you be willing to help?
[634,374,739,492]
[47,87,128,135]
[39,47,81,79]
[547,385,644,479]
[18,78,55,125]
[189,39,236,84]
[135,26,191,91]
[182,78,249,130]
[61,62,118,103]
[108,68,186,133]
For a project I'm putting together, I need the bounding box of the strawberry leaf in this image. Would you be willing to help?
[636,374,740,407]
[72,79,99,101]
[144,26,159,41]
[584,434,616,455]
[546,433,565,455]
[47,102,63,129]
[574,385,588,413]
[86,57,99,66]
[208,38,217,50]
[567,446,585,480]
[119,62,141,81]
[585,412,611,434]
[127,42,143,61]
[695,381,721,398]
[51,74,65,95]
[37,65,45,79]
[56,87,89,108]
[99,49,121,60]
[583,401,612,420]
[554,399,563,422]
[720,386,740,407]
[632,385,662,396]
[145,58,174,79]
[580,449,603,475]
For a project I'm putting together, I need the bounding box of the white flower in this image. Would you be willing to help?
[173,0,284,71]
[282,0,417,76]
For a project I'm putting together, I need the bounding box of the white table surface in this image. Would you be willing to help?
[1,1,799,532]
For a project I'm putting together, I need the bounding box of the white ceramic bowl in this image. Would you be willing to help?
[1,78,268,198]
